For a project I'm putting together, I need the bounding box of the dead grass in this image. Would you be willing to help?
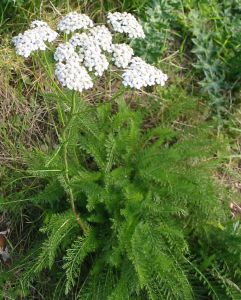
[0,41,58,165]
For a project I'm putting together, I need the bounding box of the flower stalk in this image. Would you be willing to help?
[62,91,87,233]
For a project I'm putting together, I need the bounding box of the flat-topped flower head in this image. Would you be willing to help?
[111,43,134,68]
[57,12,94,34]
[30,20,58,43]
[89,25,113,53]
[107,12,145,39]
[13,12,168,92]
[12,22,58,58]
[55,61,93,92]
[12,31,45,57]
[122,57,168,89]
[69,32,94,48]
[83,50,109,77]
[69,33,109,77]
[54,42,81,63]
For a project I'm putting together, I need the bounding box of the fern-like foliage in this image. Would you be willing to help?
[64,230,98,294]
[0,95,240,299]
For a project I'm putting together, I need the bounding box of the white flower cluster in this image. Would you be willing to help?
[13,12,168,93]
[83,49,109,77]
[54,42,81,63]
[89,25,113,52]
[55,61,93,92]
[12,20,58,58]
[122,57,168,89]
[111,43,134,68]
[53,39,94,91]
[70,33,109,76]
[57,12,94,33]
[107,12,145,39]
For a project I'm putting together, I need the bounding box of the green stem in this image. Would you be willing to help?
[41,52,66,127]
[66,0,70,12]
[63,91,87,233]
[63,139,86,232]
[38,53,86,231]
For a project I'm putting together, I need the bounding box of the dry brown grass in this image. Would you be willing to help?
[0,40,57,165]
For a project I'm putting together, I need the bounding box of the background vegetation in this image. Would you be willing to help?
[0,0,241,299]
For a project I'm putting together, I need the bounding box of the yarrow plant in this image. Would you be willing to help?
[54,42,80,63]
[4,5,241,300]
[122,57,168,89]
[57,12,94,33]
[12,20,58,58]
[68,32,109,77]
[12,12,168,91]
[88,25,113,53]
[107,12,145,39]
[55,61,93,92]
[111,43,134,68]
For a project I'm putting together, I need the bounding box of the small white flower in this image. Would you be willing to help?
[122,57,168,89]
[111,43,134,68]
[30,20,58,42]
[57,12,94,34]
[70,33,109,76]
[107,12,145,39]
[12,20,58,58]
[55,60,93,92]
[89,25,113,52]
[83,50,109,76]
[69,32,93,48]
[54,42,81,63]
